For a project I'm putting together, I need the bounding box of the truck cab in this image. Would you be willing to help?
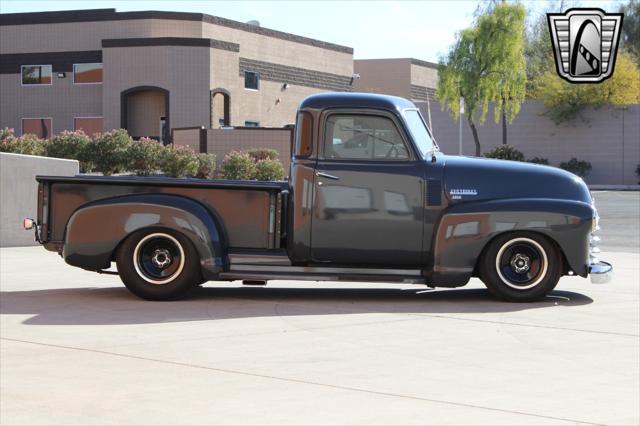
[26,93,612,302]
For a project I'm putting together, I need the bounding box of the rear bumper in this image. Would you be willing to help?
[589,260,613,284]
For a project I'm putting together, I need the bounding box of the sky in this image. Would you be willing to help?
[0,0,618,62]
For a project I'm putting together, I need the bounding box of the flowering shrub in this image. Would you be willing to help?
[47,130,93,172]
[254,159,285,181]
[246,148,279,162]
[484,145,525,161]
[0,128,46,156]
[87,129,132,175]
[195,153,217,179]
[128,138,164,176]
[160,145,198,178]
[220,151,257,180]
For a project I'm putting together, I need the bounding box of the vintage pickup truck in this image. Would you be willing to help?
[24,93,612,302]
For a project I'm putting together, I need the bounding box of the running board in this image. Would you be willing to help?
[219,268,426,285]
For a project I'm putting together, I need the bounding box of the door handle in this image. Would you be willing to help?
[316,171,340,180]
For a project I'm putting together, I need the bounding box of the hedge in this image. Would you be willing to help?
[0,127,216,179]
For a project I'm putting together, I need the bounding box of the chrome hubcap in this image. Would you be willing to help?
[510,253,531,274]
[151,248,172,269]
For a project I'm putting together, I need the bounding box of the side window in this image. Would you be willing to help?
[323,114,409,161]
[294,111,313,158]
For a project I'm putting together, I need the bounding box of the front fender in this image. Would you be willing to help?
[428,198,594,286]
[63,194,225,279]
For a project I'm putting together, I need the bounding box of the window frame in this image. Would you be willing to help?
[73,63,103,85]
[21,117,53,138]
[21,65,53,86]
[244,120,260,127]
[294,111,314,159]
[319,109,416,162]
[244,70,260,91]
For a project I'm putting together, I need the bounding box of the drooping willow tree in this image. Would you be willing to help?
[437,3,527,156]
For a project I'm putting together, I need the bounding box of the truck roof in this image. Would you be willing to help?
[299,92,417,112]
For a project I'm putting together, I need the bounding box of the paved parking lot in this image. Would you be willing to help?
[1,192,638,425]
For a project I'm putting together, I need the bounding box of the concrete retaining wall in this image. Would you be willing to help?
[0,153,78,247]
[417,100,640,185]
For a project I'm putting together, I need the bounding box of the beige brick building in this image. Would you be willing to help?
[353,58,438,102]
[0,8,354,142]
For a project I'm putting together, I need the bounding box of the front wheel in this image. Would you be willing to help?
[116,229,201,300]
[478,232,563,302]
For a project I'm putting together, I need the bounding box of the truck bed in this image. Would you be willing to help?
[36,175,287,251]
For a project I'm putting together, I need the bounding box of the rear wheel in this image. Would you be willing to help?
[116,229,201,300]
[479,232,562,302]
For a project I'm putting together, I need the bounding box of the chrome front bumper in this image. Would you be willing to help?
[589,260,613,284]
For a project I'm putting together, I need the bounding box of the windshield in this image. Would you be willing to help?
[404,109,437,159]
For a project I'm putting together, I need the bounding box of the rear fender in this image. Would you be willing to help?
[63,194,225,279]
[428,198,594,286]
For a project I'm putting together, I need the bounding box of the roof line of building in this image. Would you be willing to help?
[102,37,240,52]
[0,8,354,55]
[409,58,439,69]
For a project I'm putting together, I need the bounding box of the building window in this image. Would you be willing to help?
[74,63,103,84]
[244,121,260,127]
[74,117,104,136]
[21,65,52,85]
[22,118,52,139]
[244,71,259,90]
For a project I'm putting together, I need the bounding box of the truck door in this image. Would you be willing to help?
[310,111,424,266]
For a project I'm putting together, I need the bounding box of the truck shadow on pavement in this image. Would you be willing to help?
[0,285,593,326]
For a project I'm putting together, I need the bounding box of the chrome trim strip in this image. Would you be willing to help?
[228,264,423,276]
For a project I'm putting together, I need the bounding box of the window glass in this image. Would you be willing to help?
[244,71,259,90]
[244,121,260,127]
[74,117,103,136]
[74,63,103,84]
[22,118,52,139]
[404,109,434,158]
[294,111,313,157]
[22,65,52,85]
[323,114,409,161]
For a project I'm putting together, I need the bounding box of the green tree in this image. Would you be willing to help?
[620,0,640,62]
[532,51,640,123]
[437,2,527,155]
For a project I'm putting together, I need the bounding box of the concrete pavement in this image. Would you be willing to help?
[1,246,638,425]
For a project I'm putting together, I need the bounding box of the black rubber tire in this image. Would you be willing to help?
[116,229,201,301]
[478,232,563,302]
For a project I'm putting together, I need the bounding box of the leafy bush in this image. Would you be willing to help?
[560,158,592,178]
[160,145,198,178]
[254,159,286,181]
[195,153,217,179]
[0,129,46,156]
[47,130,93,172]
[127,138,164,176]
[88,129,132,175]
[484,145,525,161]
[527,157,549,165]
[246,148,279,162]
[220,151,257,180]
